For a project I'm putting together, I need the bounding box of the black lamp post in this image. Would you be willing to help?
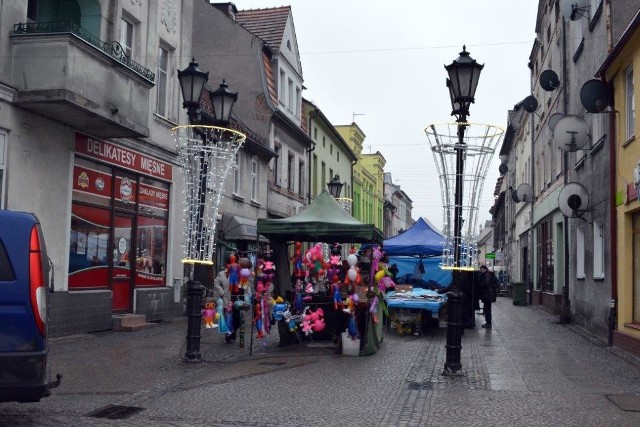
[327,175,344,198]
[443,46,483,376]
[177,58,238,362]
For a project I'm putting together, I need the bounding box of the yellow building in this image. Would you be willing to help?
[600,12,640,356]
[335,123,385,231]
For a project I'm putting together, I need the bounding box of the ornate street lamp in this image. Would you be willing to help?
[210,80,238,125]
[177,58,208,121]
[327,175,344,198]
[175,58,245,362]
[443,46,482,376]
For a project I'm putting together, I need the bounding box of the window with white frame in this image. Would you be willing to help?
[279,69,285,104]
[287,152,295,192]
[295,87,301,118]
[576,226,585,279]
[593,221,604,279]
[232,153,240,195]
[120,16,134,58]
[156,46,170,118]
[626,66,635,140]
[287,79,294,111]
[274,144,281,185]
[298,160,304,197]
[251,157,258,201]
[0,131,6,208]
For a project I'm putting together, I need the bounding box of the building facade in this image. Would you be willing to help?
[1,0,194,335]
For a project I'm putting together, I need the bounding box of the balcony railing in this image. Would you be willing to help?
[12,21,155,83]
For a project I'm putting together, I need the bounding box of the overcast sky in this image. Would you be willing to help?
[232,0,539,232]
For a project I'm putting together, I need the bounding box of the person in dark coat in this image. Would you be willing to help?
[478,265,499,328]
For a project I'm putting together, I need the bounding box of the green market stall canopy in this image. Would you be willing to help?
[257,190,383,243]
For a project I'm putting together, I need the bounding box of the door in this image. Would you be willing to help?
[112,213,134,311]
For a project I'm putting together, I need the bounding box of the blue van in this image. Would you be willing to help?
[0,211,60,402]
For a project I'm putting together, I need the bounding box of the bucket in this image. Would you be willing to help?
[341,331,360,356]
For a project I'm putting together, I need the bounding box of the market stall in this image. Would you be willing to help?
[255,191,386,356]
[383,218,450,332]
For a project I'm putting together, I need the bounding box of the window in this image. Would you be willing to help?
[626,66,635,140]
[593,221,604,279]
[274,144,281,185]
[0,131,5,208]
[312,154,318,196]
[321,161,326,192]
[120,17,134,58]
[287,78,294,111]
[330,144,333,155]
[156,46,170,118]
[232,153,240,195]
[287,152,295,191]
[337,151,340,162]
[298,160,304,197]
[279,69,285,104]
[251,158,258,201]
[313,127,317,140]
[295,87,301,118]
[322,136,326,148]
[576,226,585,279]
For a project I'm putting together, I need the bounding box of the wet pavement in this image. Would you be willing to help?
[2,297,640,426]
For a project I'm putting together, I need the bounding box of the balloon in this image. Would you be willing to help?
[347,268,357,281]
[347,254,358,267]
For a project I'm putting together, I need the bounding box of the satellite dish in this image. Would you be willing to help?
[559,0,589,21]
[522,95,539,113]
[511,188,520,203]
[499,163,508,175]
[540,69,561,91]
[552,114,591,151]
[548,113,564,132]
[580,79,611,113]
[558,182,590,218]
[515,183,533,203]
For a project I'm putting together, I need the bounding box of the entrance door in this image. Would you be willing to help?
[112,213,134,311]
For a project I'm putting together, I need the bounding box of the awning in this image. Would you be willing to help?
[222,214,267,242]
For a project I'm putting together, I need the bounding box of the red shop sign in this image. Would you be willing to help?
[75,133,173,181]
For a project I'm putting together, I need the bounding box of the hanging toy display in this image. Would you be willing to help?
[216,296,230,334]
[290,241,304,280]
[226,254,240,293]
[238,256,253,290]
[201,298,219,329]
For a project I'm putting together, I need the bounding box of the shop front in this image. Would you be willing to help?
[69,133,173,313]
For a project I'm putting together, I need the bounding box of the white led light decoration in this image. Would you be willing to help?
[425,122,504,270]
[172,125,246,264]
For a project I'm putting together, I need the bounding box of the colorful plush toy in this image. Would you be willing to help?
[291,241,304,279]
[202,299,219,329]
[226,254,240,293]
[369,295,380,324]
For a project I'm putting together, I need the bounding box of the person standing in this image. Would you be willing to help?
[478,265,498,329]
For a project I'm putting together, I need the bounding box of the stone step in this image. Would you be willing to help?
[112,314,158,331]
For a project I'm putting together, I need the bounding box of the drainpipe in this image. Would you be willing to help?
[559,17,572,324]
[529,85,536,305]
[307,109,318,204]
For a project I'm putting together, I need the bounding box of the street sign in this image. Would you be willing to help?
[485,253,496,259]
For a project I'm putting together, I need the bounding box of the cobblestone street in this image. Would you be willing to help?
[2,298,640,426]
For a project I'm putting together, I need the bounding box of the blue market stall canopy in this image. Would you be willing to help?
[383,217,444,257]
[257,190,384,243]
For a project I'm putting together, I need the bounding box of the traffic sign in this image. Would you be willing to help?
[485,253,496,259]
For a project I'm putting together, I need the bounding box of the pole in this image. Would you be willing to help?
[183,135,210,362]
[443,119,467,376]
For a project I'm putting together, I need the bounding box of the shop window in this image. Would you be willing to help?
[135,216,168,286]
[72,157,113,207]
[114,171,137,211]
[536,219,554,292]
[633,213,640,322]
[68,204,110,289]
